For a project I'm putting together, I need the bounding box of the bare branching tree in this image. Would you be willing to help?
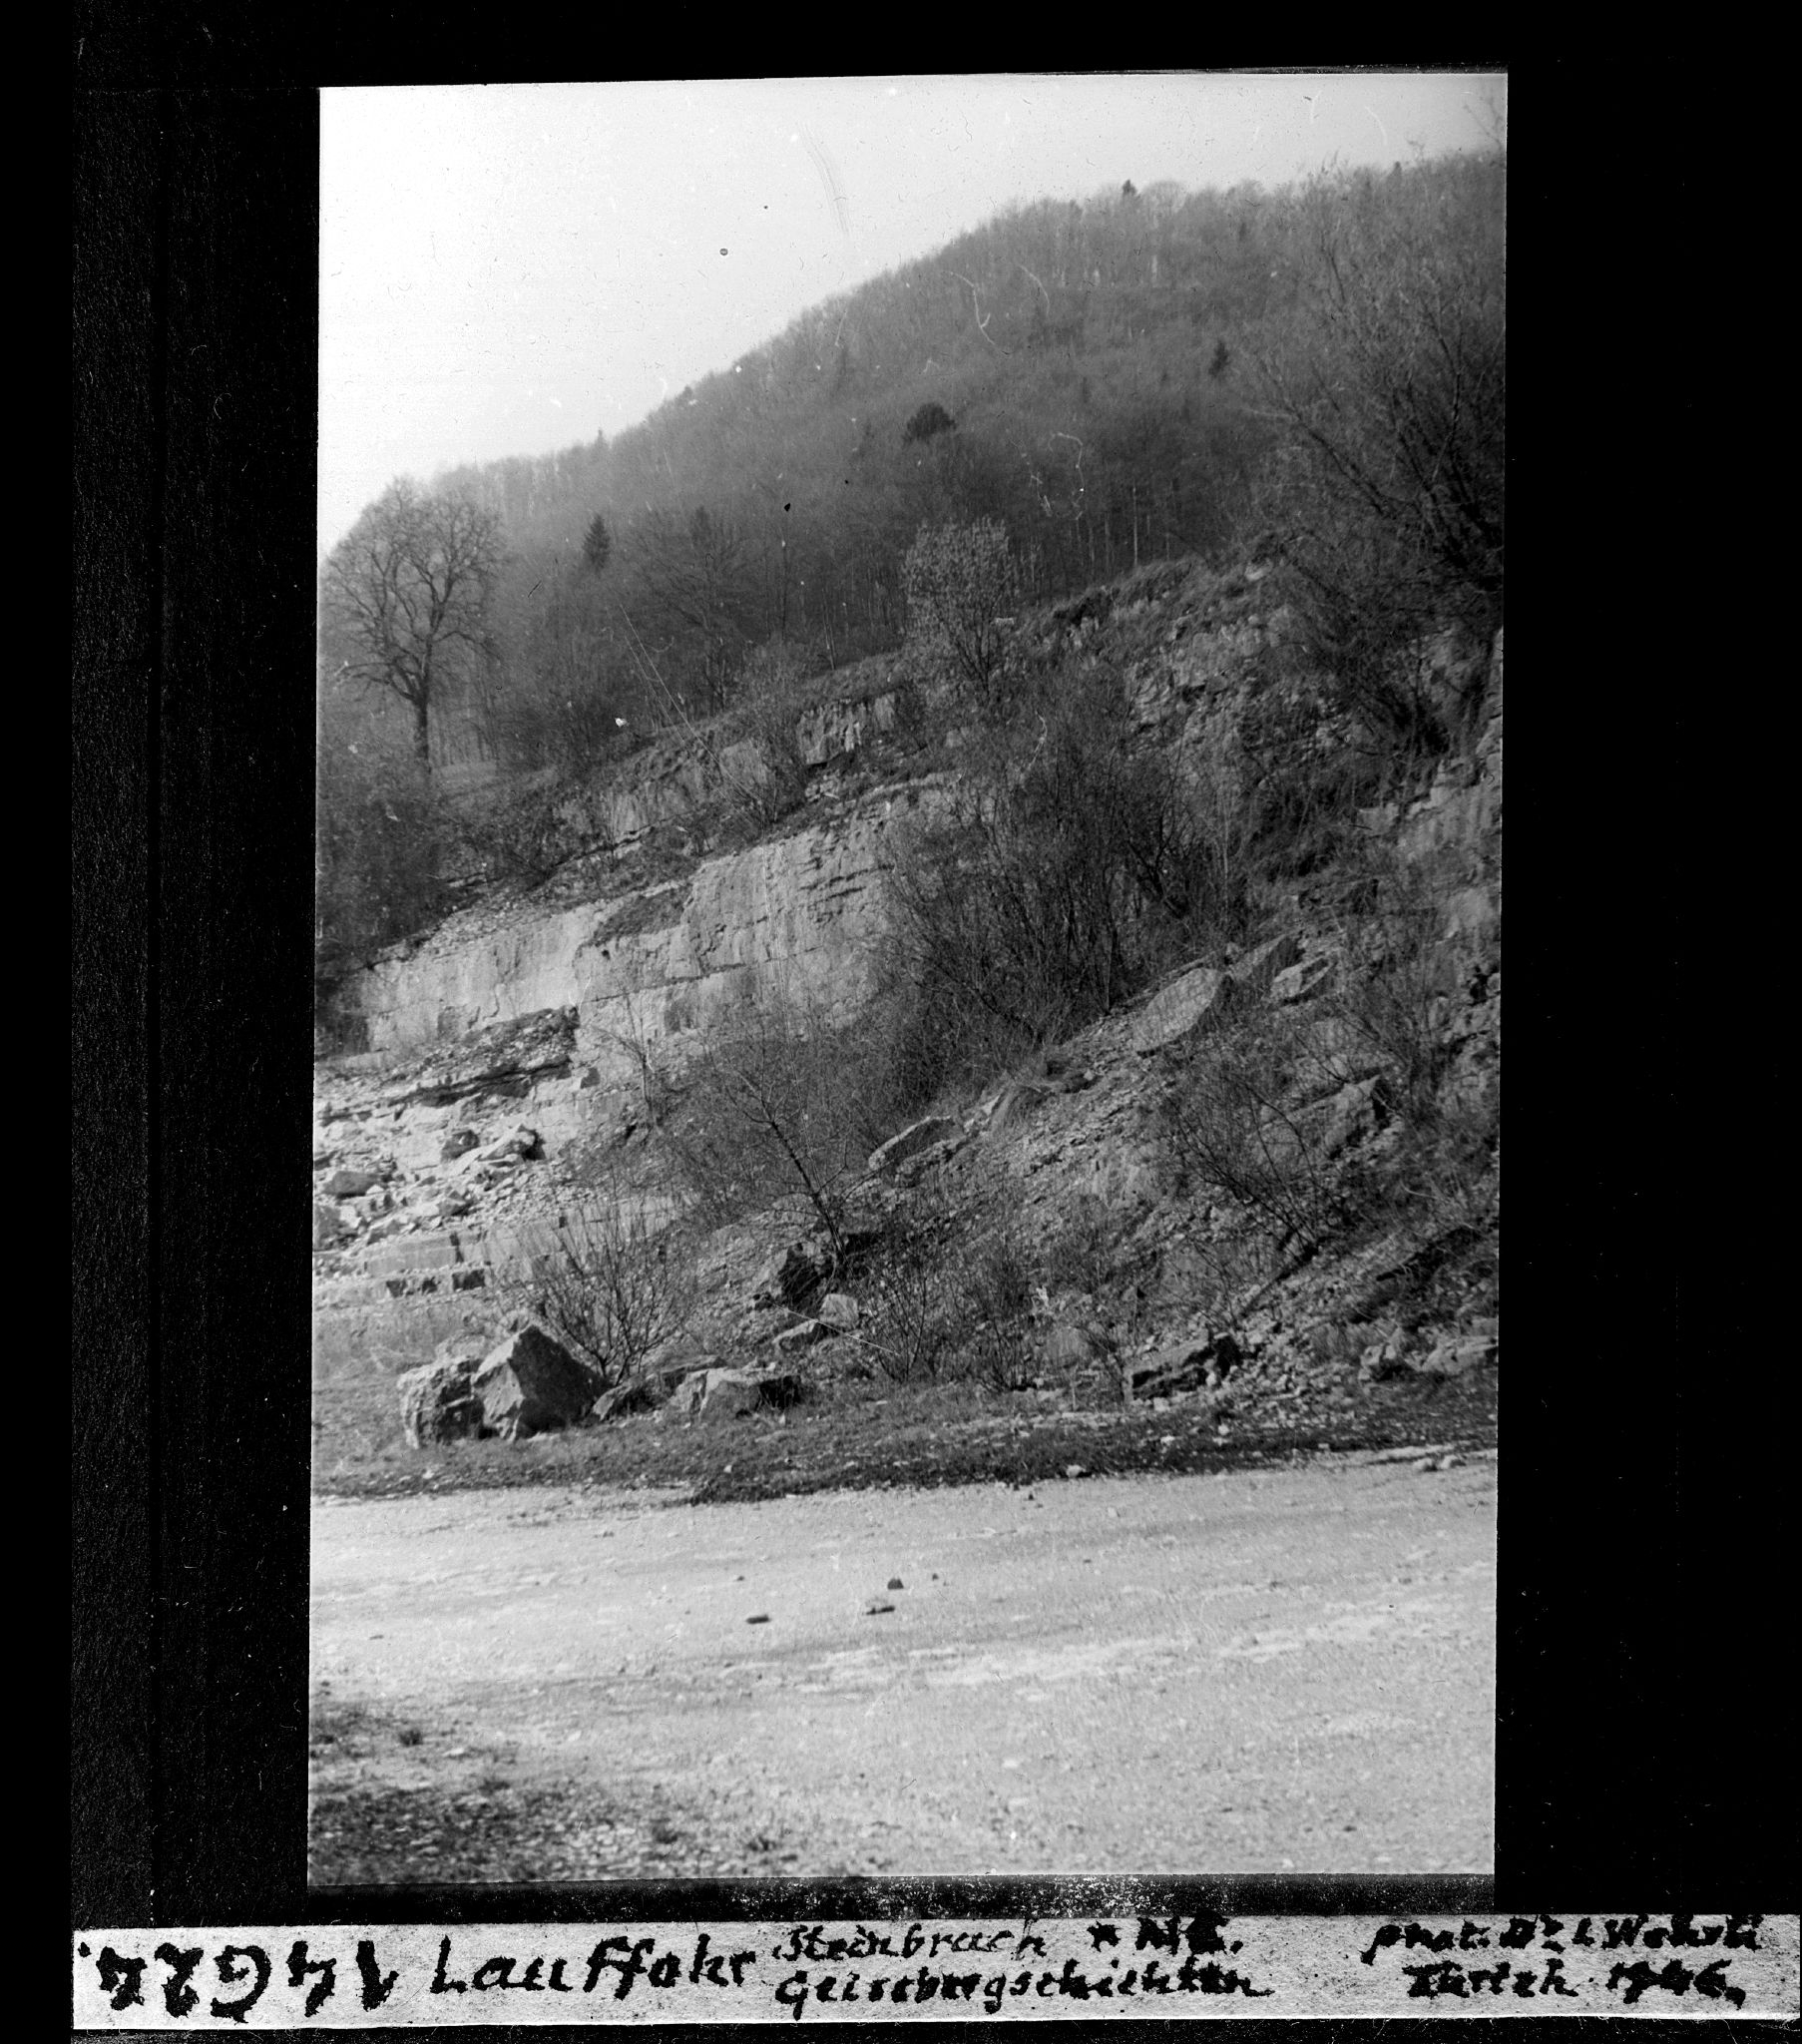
[624,504,760,710]
[1251,155,1505,757]
[509,1189,689,1390]
[320,481,506,776]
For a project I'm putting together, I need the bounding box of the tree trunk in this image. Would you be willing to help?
[412,696,431,776]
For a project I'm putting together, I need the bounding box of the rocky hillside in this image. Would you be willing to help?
[313,554,1500,1478]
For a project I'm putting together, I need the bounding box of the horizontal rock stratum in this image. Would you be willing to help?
[344,780,952,1085]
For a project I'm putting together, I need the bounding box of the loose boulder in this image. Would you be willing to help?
[774,1317,835,1354]
[1124,1330,1243,1402]
[1270,955,1335,1006]
[1320,1076,1386,1158]
[816,1291,860,1332]
[1229,931,1302,998]
[592,1377,662,1423]
[1131,967,1233,1053]
[440,1129,479,1161]
[322,1167,380,1200]
[397,1358,485,1448]
[1419,1333,1498,1378]
[472,1322,599,1439]
[868,1116,964,1176]
[749,1238,833,1307]
[672,1366,804,1419]
[1358,1330,1416,1383]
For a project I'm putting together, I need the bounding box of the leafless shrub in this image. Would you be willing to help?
[851,1179,1035,1390]
[1042,1193,1117,1298]
[1158,1010,1348,1263]
[719,639,813,825]
[959,1229,1037,1391]
[1251,154,1505,766]
[666,997,892,1261]
[856,1184,963,1385]
[882,666,1255,1103]
[1323,862,1462,1130]
[1155,1223,1291,1335]
[452,772,614,888]
[504,1192,690,1390]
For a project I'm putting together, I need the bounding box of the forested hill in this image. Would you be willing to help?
[382,153,1493,738]
[320,143,1500,808]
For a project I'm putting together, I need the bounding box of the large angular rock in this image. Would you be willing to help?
[1123,1330,1243,1401]
[895,1133,971,1181]
[671,1366,803,1419]
[749,1238,833,1307]
[1133,937,1308,1056]
[1320,1076,1386,1158]
[1419,1333,1499,1378]
[472,1322,598,1439]
[868,1116,964,1176]
[1358,1330,1417,1383]
[592,1377,662,1423]
[1132,967,1233,1053]
[1229,931,1302,998]
[774,1317,836,1355]
[397,1358,485,1448]
[322,1167,380,1200]
[1270,954,1335,1005]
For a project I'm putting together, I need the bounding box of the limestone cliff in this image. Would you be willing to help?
[314,561,1501,1407]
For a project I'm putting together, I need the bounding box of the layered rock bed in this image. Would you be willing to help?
[314,568,1500,1499]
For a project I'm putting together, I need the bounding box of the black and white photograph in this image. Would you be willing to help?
[301,73,1507,1890]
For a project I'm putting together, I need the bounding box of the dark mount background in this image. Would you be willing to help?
[73,38,1793,1940]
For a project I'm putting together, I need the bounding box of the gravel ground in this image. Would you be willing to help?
[310,1450,1496,1882]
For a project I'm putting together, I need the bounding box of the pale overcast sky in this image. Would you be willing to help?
[319,72,1504,554]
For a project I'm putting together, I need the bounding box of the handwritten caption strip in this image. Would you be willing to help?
[73,1912,1798,2026]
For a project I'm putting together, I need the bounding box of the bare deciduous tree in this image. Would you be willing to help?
[623,504,760,710]
[321,480,505,776]
[900,518,1029,705]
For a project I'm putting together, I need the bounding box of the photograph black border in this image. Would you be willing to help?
[74,41,1796,1963]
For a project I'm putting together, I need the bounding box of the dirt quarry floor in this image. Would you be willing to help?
[309,1451,1495,1882]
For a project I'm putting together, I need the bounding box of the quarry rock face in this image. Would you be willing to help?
[314,603,1503,1430]
[342,785,949,1080]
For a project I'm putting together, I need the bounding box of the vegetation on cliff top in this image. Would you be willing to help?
[316,147,1503,1004]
